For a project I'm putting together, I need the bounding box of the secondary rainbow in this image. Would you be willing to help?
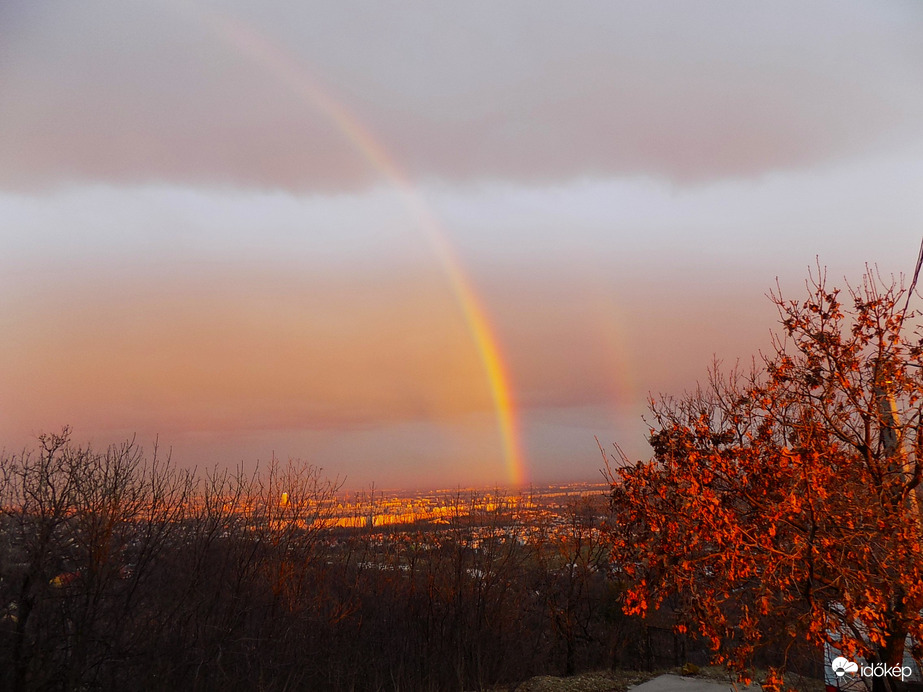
[190,10,526,485]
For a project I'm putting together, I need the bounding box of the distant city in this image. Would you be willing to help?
[327,481,611,530]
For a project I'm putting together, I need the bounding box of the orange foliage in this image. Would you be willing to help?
[608,267,923,677]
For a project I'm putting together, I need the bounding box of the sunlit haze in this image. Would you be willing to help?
[2,0,922,489]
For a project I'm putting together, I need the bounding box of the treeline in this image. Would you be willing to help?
[0,430,671,691]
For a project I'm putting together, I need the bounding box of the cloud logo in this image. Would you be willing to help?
[831,657,859,677]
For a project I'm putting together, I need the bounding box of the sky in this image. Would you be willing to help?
[2,0,923,490]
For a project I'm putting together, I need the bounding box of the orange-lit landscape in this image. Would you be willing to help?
[2,2,923,690]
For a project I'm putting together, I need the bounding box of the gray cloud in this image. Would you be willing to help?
[1,0,921,191]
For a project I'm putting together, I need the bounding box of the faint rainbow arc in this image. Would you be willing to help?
[202,14,526,485]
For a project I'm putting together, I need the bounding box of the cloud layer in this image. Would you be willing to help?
[3,1,923,487]
[2,0,922,191]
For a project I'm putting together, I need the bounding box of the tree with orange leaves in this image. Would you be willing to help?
[608,266,923,689]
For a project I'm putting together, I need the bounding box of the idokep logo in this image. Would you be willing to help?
[831,657,859,677]
[831,656,913,681]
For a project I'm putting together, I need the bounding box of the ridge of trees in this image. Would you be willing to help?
[0,431,645,691]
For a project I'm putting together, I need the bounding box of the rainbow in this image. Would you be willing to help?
[184,9,526,485]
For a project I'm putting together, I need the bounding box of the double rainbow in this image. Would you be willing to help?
[187,9,526,485]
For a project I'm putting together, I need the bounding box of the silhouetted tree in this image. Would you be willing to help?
[0,430,192,690]
[0,430,627,690]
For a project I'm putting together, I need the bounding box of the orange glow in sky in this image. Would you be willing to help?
[2,1,922,488]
